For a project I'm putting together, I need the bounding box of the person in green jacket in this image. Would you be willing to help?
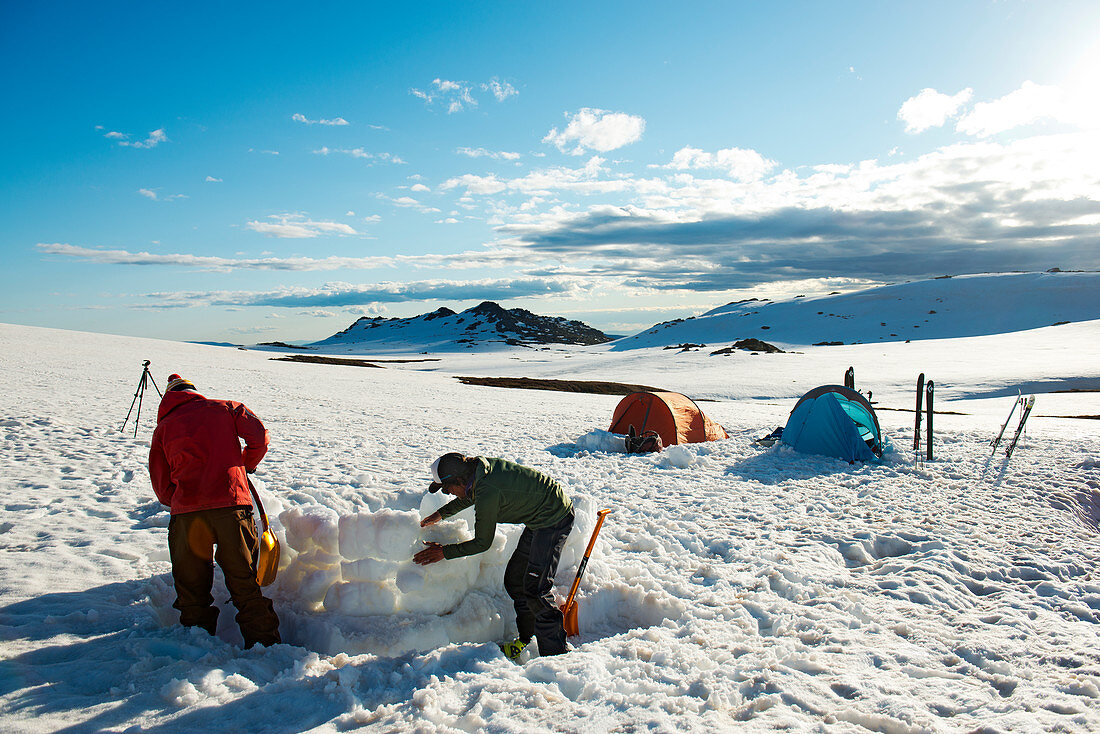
[413,453,574,657]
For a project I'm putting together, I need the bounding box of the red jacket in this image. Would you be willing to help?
[149,390,269,514]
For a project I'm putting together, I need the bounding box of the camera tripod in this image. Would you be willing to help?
[121,360,162,437]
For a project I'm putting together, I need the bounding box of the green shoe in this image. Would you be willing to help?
[499,638,528,661]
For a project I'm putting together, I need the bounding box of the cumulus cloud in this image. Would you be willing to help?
[410,78,477,113]
[543,108,646,155]
[205,176,222,182]
[377,194,442,214]
[313,147,406,164]
[246,214,359,238]
[347,304,388,316]
[956,81,1065,137]
[481,78,518,101]
[137,188,187,201]
[441,157,632,197]
[411,77,518,113]
[456,147,521,160]
[292,113,350,126]
[663,146,776,181]
[36,243,518,273]
[103,128,169,148]
[494,131,1100,286]
[140,277,585,309]
[898,87,973,133]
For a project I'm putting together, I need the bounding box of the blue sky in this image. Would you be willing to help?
[2,1,1099,343]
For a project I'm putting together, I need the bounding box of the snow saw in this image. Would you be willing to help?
[247,478,281,587]
[560,508,611,637]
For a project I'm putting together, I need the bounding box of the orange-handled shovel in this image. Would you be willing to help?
[248,478,281,587]
[561,509,611,637]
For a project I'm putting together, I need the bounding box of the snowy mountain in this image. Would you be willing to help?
[311,301,612,352]
[614,271,1100,350]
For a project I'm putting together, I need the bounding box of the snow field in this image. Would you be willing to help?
[1,321,1100,732]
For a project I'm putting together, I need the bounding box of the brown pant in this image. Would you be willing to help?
[167,506,281,648]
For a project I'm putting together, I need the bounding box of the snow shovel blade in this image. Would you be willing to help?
[559,509,611,637]
[256,529,280,587]
[562,598,580,637]
[248,478,280,587]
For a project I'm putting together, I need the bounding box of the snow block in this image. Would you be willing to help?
[337,509,421,562]
[323,580,400,615]
[280,504,340,554]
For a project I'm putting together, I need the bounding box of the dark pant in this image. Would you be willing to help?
[503,510,574,656]
[167,506,281,648]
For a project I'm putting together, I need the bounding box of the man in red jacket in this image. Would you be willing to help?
[149,374,280,648]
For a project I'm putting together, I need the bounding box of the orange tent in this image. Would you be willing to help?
[609,391,728,446]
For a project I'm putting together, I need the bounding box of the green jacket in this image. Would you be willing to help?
[438,457,572,560]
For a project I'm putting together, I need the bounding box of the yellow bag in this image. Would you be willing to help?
[248,479,281,587]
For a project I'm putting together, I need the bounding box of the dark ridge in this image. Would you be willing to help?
[272,355,384,368]
[455,376,665,395]
[710,339,785,355]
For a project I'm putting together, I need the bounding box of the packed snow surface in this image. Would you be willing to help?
[2,316,1100,732]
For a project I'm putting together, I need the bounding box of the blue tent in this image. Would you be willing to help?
[782,385,884,463]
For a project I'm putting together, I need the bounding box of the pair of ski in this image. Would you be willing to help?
[991,392,1035,460]
[914,373,934,466]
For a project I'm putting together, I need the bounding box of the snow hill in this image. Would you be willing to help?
[311,301,611,352]
[615,271,1100,350]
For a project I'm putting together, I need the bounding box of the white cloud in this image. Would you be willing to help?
[378,194,441,214]
[347,304,388,316]
[898,88,973,133]
[411,78,477,113]
[141,277,586,309]
[38,242,522,274]
[104,128,168,148]
[137,188,187,202]
[442,157,634,198]
[246,214,359,238]
[456,147,521,160]
[313,147,406,164]
[482,78,518,101]
[956,81,1064,137]
[490,129,1100,288]
[664,146,776,181]
[300,309,339,317]
[543,108,646,155]
[205,176,223,183]
[292,113,350,126]
[410,183,431,193]
[411,77,518,113]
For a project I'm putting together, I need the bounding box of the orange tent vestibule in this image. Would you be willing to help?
[609,391,728,446]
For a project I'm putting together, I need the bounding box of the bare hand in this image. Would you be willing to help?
[413,541,445,566]
[420,511,442,528]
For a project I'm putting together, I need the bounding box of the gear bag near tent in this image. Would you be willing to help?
[781,385,885,463]
[609,391,728,448]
